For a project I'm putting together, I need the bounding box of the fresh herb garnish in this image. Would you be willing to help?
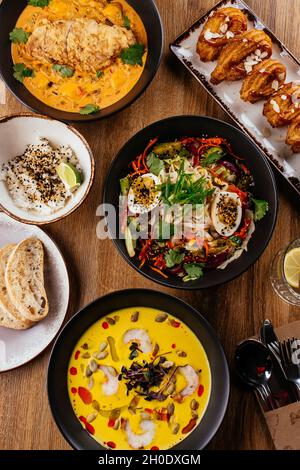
[79,104,100,115]
[96,70,104,78]
[251,198,269,221]
[9,28,30,44]
[147,152,164,176]
[165,249,184,268]
[201,146,225,166]
[13,63,34,83]
[183,263,204,282]
[123,15,131,30]
[120,43,144,66]
[52,64,74,78]
[28,0,50,6]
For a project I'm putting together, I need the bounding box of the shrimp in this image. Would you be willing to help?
[124,419,155,449]
[123,329,152,353]
[99,365,119,396]
[178,365,199,398]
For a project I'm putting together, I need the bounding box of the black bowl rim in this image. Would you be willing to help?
[103,115,278,290]
[0,0,164,123]
[47,288,230,450]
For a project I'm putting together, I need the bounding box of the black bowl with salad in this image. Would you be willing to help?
[104,116,278,289]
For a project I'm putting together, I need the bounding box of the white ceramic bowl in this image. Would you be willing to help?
[0,114,95,224]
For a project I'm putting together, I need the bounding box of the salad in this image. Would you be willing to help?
[119,136,268,282]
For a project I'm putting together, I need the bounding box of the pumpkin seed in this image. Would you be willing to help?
[81,343,89,350]
[106,366,117,377]
[96,351,108,360]
[89,359,98,373]
[152,343,159,356]
[155,313,168,322]
[163,361,174,369]
[113,315,120,322]
[191,410,199,419]
[190,399,199,411]
[92,400,100,412]
[109,408,121,420]
[131,311,139,322]
[128,396,140,415]
[85,365,92,377]
[88,377,94,390]
[106,317,115,325]
[165,383,175,395]
[167,403,175,416]
[171,423,180,434]
[99,342,108,352]
[113,418,120,430]
[176,350,187,358]
[81,352,91,359]
[86,412,97,423]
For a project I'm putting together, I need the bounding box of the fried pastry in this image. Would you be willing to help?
[263,82,300,127]
[286,119,300,153]
[240,59,286,103]
[210,29,272,85]
[197,7,247,62]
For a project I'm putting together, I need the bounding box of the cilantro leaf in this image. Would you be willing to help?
[146,152,164,176]
[120,44,144,66]
[96,70,104,78]
[13,63,34,83]
[251,198,269,221]
[183,263,204,282]
[52,64,74,78]
[28,0,50,6]
[79,104,100,115]
[123,15,131,30]
[9,28,30,44]
[201,146,225,167]
[165,249,184,268]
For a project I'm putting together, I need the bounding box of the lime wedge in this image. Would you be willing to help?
[284,247,300,289]
[56,162,82,191]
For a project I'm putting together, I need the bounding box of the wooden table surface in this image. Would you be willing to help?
[0,0,300,451]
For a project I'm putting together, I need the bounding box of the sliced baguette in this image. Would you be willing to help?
[5,238,49,322]
[0,244,33,330]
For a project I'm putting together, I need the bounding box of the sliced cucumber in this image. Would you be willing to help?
[125,226,136,258]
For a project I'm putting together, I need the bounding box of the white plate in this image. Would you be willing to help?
[0,212,69,372]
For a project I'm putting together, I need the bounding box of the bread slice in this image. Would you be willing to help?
[5,238,49,322]
[0,244,33,330]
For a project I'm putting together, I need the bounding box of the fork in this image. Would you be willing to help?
[269,339,300,398]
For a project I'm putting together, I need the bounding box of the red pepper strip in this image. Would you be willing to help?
[130,169,148,177]
[240,163,250,175]
[150,266,169,278]
[227,184,248,204]
[153,254,166,270]
[143,137,158,160]
[203,240,209,260]
[182,418,197,434]
[235,218,251,240]
[139,258,146,269]
[138,239,152,261]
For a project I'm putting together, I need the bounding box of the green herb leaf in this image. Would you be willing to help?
[13,63,34,83]
[129,349,139,360]
[201,146,225,167]
[123,15,131,30]
[79,104,100,115]
[183,263,204,282]
[251,198,269,221]
[52,64,74,78]
[9,28,30,44]
[146,152,164,176]
[165,249,185,268]
[96,70,104,78]
[28,0,50,6]
[120,43,144,66]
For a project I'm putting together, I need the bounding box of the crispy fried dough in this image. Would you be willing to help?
[240,59,286,103]
[210,29,272,85]
[286,119,300,153]
[263,82,300,127]
[197,7,247,62]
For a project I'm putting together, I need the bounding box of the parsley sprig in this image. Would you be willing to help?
[120,44,144,66]
[9,28,30,44]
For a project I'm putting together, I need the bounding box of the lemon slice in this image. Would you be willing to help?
[56,162,82,192]
[284,247,300,288]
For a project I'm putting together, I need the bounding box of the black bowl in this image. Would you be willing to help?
[0,0,163,122]
[48,289,229,450]
[104,115,278,290]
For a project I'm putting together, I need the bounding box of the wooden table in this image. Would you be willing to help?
[0,0,299,451]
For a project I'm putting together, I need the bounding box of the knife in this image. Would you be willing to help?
[260,319,298,405]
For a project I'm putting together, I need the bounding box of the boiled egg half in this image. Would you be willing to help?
[128,173,161,214]
[211,190,242,237]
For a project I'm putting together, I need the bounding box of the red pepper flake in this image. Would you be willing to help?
[102,321,109,330]
[144,408,153,414]
[71,387,77,394]
[256,366,265,375]
[198,384,204,397]
[170,320,180,328]
[86,422,95,435]
[70,367,77,376]
[108,418,115,428]
[151,446,159,450]
[182,418,197,434]
[171,343,176,349]
[74,350,80,360]
[78,386,92,404]
[107,441,116,449]
[79,416,86,424]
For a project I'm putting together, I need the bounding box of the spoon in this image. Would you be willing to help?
[235,339,275,410]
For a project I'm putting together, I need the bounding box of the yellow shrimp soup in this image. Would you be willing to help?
[68,307,211,450]
[12,0,147,113]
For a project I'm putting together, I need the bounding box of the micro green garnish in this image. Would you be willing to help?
[79,104,100,115]
[183,263,204,282]
[146,152,164,176]
[96,70,104,78]
[13,63,34,83]
[123,15,131,30]
[9,28,30,44]
[251,198,269,221]
[120,43,144,66]
[201,146,225,166]
[165,249,184,268]
[28,0,50,6]
[52,64,74,78]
